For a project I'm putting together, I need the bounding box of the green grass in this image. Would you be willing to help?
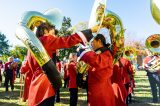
[129,70,160,106]
[0,71,160,106]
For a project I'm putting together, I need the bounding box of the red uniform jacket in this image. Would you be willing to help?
[119,58,134,85]
[143,56,152,68]
[111,64,127,106]
[4,62,16,83]
[0,64,2,76]
[0,64,2,81]
[63,63,69,80]
[20,60,33,101]
[23,33,86,106]
[80,50,115,106]
[68,61,77,88]
[143,55,160,73]
[56,62,61,72]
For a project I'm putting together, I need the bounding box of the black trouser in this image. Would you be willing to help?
[63,78,69,88]
[38,96,55,106]
[16,69,20,78]
[5,72,14,92]
[55,88,60,102]
[69,88,78,106]
[125,83,130,106]
[0,75,2,82]
[128,93,132,103]
[148,72,160,102]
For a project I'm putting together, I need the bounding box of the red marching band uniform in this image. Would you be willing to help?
[143,55,160,73]
[56,61,61,73]
[20,59,33,102]
[119,57,135,103]
[68,59,78,105]
[78,50,115,106]
[111,63,128,106]
[0,61,3,85]
[22,31,92,106]
[63,63,69,80]
[68,60,77,89]
[4,62,17,84]
[63,62,69,88]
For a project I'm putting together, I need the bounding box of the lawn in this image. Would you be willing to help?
[0,70,160,106]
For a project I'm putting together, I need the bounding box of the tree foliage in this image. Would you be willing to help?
[58,17,72,36]
[0,32,10,56]
[58,17,78,60]
[10,45,27,62]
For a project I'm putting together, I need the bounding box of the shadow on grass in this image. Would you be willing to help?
[57,88,87,105]
[0,82,24,106]
[0,102,19,106]
[129,96,160,106]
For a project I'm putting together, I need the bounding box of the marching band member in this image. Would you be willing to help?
[4,57,17,98]
[0,60,3,86]
[22,22,98,106]
[111,61,128,106]
[63,60,69,88]
[143,49,160,103]
[68,53,78,106]
[78,34,115,106]
[55,56,61,103]
[119,54,134,106]
[20,57,33,102]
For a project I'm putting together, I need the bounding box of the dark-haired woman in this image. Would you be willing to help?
[21,22,98,106]
[78,34,115,106]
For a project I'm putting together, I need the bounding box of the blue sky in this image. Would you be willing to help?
[0,0,160,47]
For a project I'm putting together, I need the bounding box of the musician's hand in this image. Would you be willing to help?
[91,25,99,33]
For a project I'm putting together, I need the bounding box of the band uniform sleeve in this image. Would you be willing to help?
[48,29,93,50]
[79,50,113,72]
[20,60,30,74]
[4,62,9,71]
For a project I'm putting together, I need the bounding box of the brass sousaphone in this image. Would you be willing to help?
[145,34,160,72]
[15,8,63,88]
[76,0,124,75]
[144,0,160,72]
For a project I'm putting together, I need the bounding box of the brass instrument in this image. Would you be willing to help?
[146,34,160,53]
[15,8,63,88]
[145,34,160,72]
[75,0,107,75]
[16,8,63,66]
[150,0,160,53]
[76,60,89,89]
[150,0,160,24]
[144,1,160,72]
[75,0,124,75]
[124,46,137,61]
[89,0,125,64]
[88,0,106,32]
[101,10,125,64]
[147,56,160,72]
[76,61,89,74]
[89,0,124,64]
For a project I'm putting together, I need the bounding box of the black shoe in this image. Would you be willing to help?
[152,100,158,103]
[56,99,60,103]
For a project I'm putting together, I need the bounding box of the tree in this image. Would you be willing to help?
[10,45,27,62]
[0,32,10,56]
[58,17,78,60]
[58,17,72,36]
[125,40,146,55]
